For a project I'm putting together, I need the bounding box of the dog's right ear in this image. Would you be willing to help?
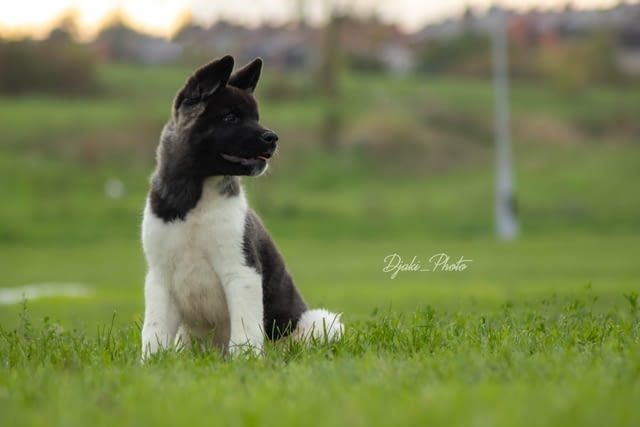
[174,55,235,110]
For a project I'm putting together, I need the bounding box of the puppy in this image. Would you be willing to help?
[141,55,343,358]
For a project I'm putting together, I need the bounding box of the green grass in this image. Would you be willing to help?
[1,63,639,426]
[1,291,639,427]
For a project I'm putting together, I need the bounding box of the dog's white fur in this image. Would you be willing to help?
[141,177,343,358]
[142,177,263,357]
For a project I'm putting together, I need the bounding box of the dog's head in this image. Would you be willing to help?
[166,55,277,177]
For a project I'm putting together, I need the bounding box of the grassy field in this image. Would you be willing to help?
[0,63,639,426]
[1,290,638,427]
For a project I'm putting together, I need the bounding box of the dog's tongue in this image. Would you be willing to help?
[256,156,269,162]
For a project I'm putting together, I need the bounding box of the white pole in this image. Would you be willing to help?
[492,7,518,240]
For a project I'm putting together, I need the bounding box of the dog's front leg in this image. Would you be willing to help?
[221,271,264,355]
[141,270,180,360]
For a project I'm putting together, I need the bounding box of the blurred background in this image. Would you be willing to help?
[0,0,638,328]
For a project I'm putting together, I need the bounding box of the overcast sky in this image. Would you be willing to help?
[0,0,627,39]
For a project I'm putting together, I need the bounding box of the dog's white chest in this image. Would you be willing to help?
[142,178,249,332]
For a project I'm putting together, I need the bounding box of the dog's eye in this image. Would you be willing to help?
[223,113,239,124]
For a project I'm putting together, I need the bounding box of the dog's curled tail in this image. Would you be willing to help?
[292,308,344,343]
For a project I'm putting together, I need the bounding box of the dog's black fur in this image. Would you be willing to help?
[148,55,308,339]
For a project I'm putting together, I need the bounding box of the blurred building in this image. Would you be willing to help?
[82,2,640,76]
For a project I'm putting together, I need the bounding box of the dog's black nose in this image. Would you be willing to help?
[261,131,278,145]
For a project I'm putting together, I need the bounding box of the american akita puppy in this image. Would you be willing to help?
[141,55,343,358]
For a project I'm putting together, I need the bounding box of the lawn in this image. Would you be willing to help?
[0,64,639,426]
[1,266,639,427]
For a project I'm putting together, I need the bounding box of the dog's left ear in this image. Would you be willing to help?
[229,58,263,94]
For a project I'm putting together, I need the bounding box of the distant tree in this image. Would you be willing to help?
[417,33,492,77]
[0,37,98,95]
[47,8,81,42]
[462,5,475,29]
[319,11,345,150]
[0,8,98,95]
[93,10,146,62]
[537,31,625,91]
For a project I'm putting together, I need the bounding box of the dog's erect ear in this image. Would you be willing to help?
[175,55,234,109]
[228,58,263,94]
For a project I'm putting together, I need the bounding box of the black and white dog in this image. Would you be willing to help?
[141,55,343,358]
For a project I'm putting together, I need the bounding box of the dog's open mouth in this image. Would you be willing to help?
[221,153,270,166]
